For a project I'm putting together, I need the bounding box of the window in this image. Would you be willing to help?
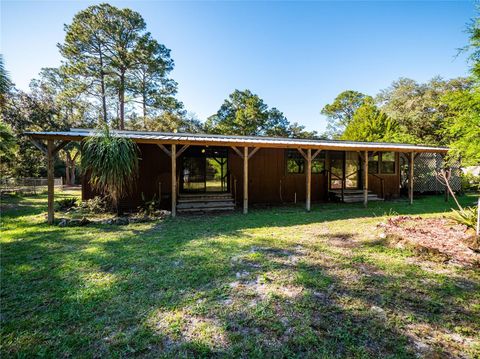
[286,150,304,174]
[368,153,379,174]
[381,152,395,174]
[312,152,326,174]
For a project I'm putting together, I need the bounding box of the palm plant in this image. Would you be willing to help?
[81,127,139,210]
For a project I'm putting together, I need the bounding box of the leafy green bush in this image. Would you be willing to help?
[80,196,107,214]
[461,173,480,193]
[451,206,478,230]
[55,197,77,211]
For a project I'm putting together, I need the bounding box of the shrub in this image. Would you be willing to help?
[461,172,480,193]
[55,197,77,211]
[81,196,107,214]
[81,127,139,210]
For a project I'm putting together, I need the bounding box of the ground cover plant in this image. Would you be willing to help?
[1,190,479,358]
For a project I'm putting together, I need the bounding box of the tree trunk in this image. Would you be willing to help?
[71,163,76,185]
[65,152,71,185]
[119,70,125,130]
[99,49,108,125]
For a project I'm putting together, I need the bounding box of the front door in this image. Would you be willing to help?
[329,151,360,190]
[180,147,229,193]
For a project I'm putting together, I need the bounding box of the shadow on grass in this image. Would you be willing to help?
[1,193,479,357]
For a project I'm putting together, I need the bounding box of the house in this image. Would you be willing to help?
[26,128,450,224]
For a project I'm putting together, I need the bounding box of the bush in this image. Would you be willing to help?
[137,193,160,217]
[461,173,480,193]
[80,196,107,214]
[451,206,478,231]
[55,197,77,211]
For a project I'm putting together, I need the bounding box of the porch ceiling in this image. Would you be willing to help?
[25,128,449,154]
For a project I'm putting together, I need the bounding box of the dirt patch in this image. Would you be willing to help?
[380,216,479,267]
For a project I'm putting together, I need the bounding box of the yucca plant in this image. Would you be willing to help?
[81,127,139,211]
[451,206,478,231]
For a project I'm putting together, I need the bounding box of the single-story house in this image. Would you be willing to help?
[26,128,450,224]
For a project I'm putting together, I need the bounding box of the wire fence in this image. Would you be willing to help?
[0,178,63,194]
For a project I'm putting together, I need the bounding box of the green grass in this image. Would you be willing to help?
[1,191,479,358]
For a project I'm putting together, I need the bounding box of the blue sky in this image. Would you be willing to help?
[1,1,475,132]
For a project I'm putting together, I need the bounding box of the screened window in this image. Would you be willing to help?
[381,152,396,174]
[312,152,326,174]
[368,153,379,174]
[286,150,305,174]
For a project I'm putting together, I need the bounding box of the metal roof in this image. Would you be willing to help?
[25,128,449,153]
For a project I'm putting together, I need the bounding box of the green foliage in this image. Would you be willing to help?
[461,172,480,193]
[462,7,480,78]
[441,82,480,166]
[341,98,402,143]
[321,90,371,138]
[450,206,478,230]
[81,127,139,207]
[206,89,317,138]
[0,121,17,176]
[377,77,473,146]
[0,54,12,105]
[59,3,178,129]
[55,197,78,211]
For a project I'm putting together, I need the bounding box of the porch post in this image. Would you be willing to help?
[243,146,248,214]
[306,149,311,211]
[363,150,368,208]
[171,144,177,217]
[47,140,54,224]
[409,152,415,205]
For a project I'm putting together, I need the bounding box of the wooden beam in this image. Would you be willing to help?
[312,149,322,161]
[243,146,248,214]
[176,144,190,158]
[306,149,311,212]
[363,150,368,208]
[171,144,176,217]
[248,147,260,159]
[52,141,69,156]
[47,140,54,224]
[157,144,171,157]
[409,152,415,205]
[357,151,365,161]
[297,148,307,160]
[30,139,48,155]
[231,146,244,158]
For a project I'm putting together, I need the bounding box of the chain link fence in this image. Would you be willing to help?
[0,178,63,194]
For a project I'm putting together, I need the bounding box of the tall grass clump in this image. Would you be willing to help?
[81,127,139,210]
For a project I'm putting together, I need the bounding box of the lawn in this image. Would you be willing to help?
[1,190,479,358]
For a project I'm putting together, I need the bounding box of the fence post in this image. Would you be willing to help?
[477,197,479,236]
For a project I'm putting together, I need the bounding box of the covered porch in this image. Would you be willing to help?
[25,128,449,223]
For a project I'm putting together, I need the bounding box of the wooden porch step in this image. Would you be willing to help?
[177,200,235,209]
[177,192,235,214]
[177,205,236,213]
[330,189,384,203]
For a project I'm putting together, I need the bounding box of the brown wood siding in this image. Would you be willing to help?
[83,144,174,210]
[82,146,400,210]
[367,152,401,199]
[229,148,328,205]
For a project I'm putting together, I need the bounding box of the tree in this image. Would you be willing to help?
[81,127,139,209]
[0,121,17,176]
[127,35,180,120]
[321,90,370,138]
[442,83,480,166]
[60,3,176,129]
[59,4,112,124]
[341,98,403,143]
[0,55,12,107]
[206,89,269,136]
[462,8,480,78]
[377,77,472,145]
